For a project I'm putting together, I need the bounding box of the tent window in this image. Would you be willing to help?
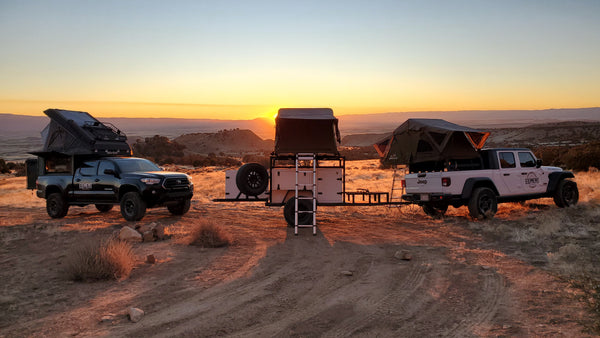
[417,140,433,152]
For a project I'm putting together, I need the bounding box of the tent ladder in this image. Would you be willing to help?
[388,166,405,208]
[295,153,317,235]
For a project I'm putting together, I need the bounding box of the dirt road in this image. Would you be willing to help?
[0,165,595,337]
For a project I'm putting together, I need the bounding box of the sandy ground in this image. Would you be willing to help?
[1,161,598,337]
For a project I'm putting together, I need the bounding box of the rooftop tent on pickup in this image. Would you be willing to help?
[274,108,341,155]
[374,118,490,166]
[32,109,131,157]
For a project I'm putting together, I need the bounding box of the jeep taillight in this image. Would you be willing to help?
[442,177,451,187]
[401,179,406,188]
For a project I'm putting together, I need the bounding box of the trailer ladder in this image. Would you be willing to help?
[295,153,317,235]
[388,166,405,208]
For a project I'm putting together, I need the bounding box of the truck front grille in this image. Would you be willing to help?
[163,177,190,190]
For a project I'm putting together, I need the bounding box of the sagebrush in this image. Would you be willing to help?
[64,238,135,281]
[187,221,231,248]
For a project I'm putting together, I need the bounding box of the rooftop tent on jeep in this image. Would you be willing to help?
[375,118,490,166]
[33,109,131,157]
[274,108,341,155]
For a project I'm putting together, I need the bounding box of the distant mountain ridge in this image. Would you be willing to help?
[173,129,273,155]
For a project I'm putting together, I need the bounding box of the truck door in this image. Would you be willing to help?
[72,160,98,202]
[517,151,547,194]
[496,151,522,195]
[95,160,120,202]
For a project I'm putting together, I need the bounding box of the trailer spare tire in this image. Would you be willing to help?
[283,197,313,227]
[236,163,269,196]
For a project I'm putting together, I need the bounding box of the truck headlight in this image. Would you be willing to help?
[141,178,161,185]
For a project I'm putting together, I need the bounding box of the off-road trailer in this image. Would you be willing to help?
[214,108,408,235]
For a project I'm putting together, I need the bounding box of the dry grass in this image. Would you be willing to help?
[186,220,231,248]
[63,238,136,281]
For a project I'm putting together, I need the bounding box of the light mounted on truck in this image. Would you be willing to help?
[141,178,161,185]
[441,177,451,187]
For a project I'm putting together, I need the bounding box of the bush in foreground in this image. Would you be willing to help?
[64,238,136,281]
[187,221,231,248]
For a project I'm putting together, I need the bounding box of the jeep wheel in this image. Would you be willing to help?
[120,192,147,221]
[95,204,113,213]
[468,187,497,220]
[46,193,69,218]
[283,197,313,227]
[168,199,191,215]
[553,180,579,208]
[236,163,269,196]
[422,203,448,219]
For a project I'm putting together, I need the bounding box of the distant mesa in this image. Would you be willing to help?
[173,129,273,155]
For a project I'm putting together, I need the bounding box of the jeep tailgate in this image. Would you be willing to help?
[405,172,444,196]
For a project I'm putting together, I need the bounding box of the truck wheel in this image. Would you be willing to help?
[553,180,579,208]
[236,163,268,196]
[422,203,448,218]
[46,193,69,218]
[168,199,191,215]
[468,187,497,220]
[95,204,113,213]
[120,192,147,221]
[283,197,313,227]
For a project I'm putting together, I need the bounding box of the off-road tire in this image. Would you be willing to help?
[168,198,191,215]
[422,203,448,219]
[120,192,147,221]
[95,204,113,213]
[283,197,313,227]
[236,163,269,196]
[468,187,497,220]
[46,193,69,218]
[553,180,579,208]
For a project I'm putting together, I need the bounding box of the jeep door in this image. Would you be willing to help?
[517,151,547,194]
[72,160,98,202]
[496,151,523,195]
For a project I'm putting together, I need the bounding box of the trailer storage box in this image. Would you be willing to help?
[274,108,341,155]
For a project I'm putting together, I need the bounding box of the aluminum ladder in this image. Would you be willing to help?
[388,166,405,208]
[295,153,317,235]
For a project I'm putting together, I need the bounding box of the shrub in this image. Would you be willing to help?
[569,275,600,335]
[187,221,231,248]
[64,238,136,281]
[0,158,9,174]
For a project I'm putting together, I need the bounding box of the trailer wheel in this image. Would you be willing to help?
[120,192,147,221]
[553,180,578,208]
[422,203,448,219]
[468,187,497,220]
[236,163,269,196]
[95,204,113,213]
[47,193,69,218]
[283,197,313,227]
[168,198,191,215]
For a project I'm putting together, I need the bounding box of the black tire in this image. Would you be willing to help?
[283,197,313,227]
[468,187,497,220]
[120,192,147,221]
[422,203,448,218]
[46,193,69,218]
[553,180,579,208]
[95,204,113,213]
[236,163,269,196]
[168,199,191,215]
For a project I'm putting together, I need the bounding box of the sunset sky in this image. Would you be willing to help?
[1,0,599,120]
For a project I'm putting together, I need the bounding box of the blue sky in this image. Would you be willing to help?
[0,0,598,119]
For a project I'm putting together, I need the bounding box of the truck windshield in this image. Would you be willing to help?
[113,158,161,173]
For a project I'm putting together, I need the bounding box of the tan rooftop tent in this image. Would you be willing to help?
[375,118,490,167]
[274,108,341,155]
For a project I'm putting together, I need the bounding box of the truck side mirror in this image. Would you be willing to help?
[536,159,542,168]
[104,168,117,176]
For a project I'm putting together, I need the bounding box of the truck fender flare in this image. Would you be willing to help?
[547,171,575,193]
[118,184,141,200]
[44,185,64,199]
[461,178,498,200]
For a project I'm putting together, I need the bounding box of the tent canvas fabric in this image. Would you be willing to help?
[375,118,490,166]
[35,109,131,156]
[274,108,341,155]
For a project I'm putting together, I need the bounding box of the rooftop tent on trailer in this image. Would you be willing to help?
[32,109,131,157]
[374,118,490,167]
[274,108,341,155]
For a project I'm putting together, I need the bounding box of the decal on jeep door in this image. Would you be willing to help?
[525,172,539,188]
